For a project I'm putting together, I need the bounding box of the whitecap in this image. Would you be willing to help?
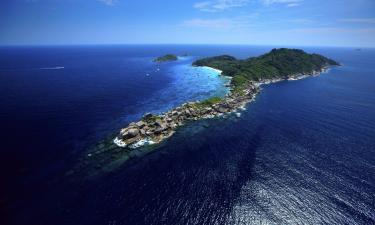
[129,138,155,149]
[113,137,127,147]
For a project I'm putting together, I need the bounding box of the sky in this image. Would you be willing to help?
[0,0,375,47]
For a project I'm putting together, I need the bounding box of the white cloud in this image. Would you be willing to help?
[194,0,249,12]
[286,3,299,7]
[261,0,302,7]
[286,18,314,23]
[98,0,117,6]
[182,15,257,28]
[339,18,375,24]
[183,19,234,28]
[291,27,375,35]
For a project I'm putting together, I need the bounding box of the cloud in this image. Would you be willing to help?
[286,18,314,24]
[261,0,302,7]
[291,27,375,35]
[286,3,299,7]
[339,18,375,24]
[194,0,249,12]
[98,0,118,6]
[182,15,257,29]
[182,19,234,28]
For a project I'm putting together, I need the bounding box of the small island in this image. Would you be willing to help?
[153,54,178,62]
[115,48,340,149]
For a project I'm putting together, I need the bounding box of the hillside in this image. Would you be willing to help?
[193,48,340,89]
[154,54,178,62]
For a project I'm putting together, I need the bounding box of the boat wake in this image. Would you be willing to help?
[40,66,65,70]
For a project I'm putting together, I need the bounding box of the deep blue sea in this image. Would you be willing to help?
[1,45,374,225]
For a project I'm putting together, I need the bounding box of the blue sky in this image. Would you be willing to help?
[1,0,375,47]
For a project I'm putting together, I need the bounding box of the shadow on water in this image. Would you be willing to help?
[54,115,264,225]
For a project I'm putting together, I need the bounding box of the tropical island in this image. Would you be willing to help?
[114,48,340,149]
[153,54,178,62]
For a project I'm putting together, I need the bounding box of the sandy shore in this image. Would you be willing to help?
[202,66,223,74]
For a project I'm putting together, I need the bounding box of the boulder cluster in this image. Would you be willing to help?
[114,83,259,148]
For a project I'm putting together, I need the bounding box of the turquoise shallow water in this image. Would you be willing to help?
[123,56,230,122]
[1,45,374,225]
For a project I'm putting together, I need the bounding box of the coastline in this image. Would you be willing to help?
[255,66,330,85]
[113,83,258,149]
[202,66,223,74]
[201,65,233,88]
[114,65,332,149]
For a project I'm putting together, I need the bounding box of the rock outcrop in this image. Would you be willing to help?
[114,83,260,148]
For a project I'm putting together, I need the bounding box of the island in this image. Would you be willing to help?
[114,48,340,149]
[153,54,178,62]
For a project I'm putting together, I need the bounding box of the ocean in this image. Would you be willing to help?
[1,45,374,225]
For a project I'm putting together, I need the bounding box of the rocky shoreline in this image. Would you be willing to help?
[114,81,259,149]
[114,65,330,149]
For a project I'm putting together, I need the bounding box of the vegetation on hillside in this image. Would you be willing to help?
[193,96,223,108]
[193,48,340,88]
[154,54,178,62]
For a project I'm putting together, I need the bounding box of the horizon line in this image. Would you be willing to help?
[0,43,373,49]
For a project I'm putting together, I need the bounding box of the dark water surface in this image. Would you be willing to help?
[1,45,374,225]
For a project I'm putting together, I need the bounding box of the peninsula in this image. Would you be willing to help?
[153,54,178,62]
[114,48,339,148]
